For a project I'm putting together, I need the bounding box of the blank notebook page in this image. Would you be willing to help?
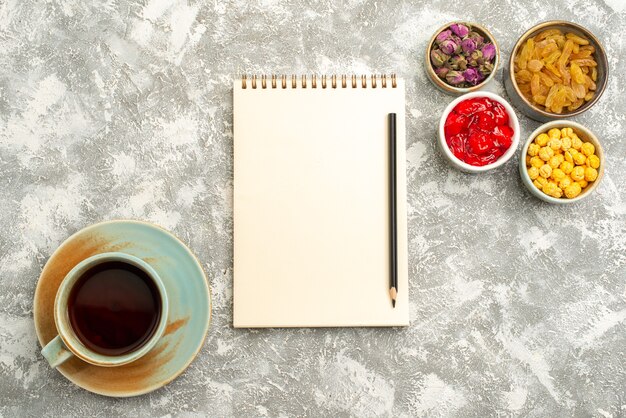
[233,76,408,327]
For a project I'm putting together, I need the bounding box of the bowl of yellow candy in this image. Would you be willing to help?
[505,21,608,122]
[520,121,603,203]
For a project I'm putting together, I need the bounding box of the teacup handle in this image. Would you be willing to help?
[41,335,74,368]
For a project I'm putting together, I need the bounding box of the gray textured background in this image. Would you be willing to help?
[1,0,625,417]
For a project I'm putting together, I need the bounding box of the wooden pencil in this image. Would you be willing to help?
[388,113,398,308]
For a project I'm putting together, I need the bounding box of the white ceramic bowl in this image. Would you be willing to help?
[519,120,604,204]
[438,91,520,173]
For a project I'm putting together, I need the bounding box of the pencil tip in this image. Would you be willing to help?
[389,287,397,308]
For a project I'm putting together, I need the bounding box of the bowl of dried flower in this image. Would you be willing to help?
[425,22,500,95]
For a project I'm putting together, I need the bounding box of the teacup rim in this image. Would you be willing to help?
[53,251,169,367]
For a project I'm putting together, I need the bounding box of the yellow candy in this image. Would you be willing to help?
[527,166,539,180]
[530,156,544,168]
[548,156,561,168]
[578,179,588,188]
[549,138,562,151]
[571,166,585,181]
[584,166,598,181]
[564,182,582,199]
[548,128,561,140]
[551,168,566,181]
[561,137,572,151]
[526,155,532,166]
[573,152,587,165]
[535,133,550,146]
[539,146,554,161]
[555,154,564,165]
[571,135,582,150]
[561,127,574,137]
[581,142,595,156]
[528,143,541,157]
[542,182,560,197]
[533,177,548,190]
[539,164,552,178]
[560,160,574,174]
[587,154,600,169]
[559,176,572,190]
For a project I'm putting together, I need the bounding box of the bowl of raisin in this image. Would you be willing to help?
[504,20,608,122]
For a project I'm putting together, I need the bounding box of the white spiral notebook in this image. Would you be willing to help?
[233,74,409,328]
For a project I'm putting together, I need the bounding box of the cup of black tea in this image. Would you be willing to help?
[41,252,169,368]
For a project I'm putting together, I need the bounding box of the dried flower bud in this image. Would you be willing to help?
[468,31,485,47]
[468,50,483,67]
[461,38,477,54]
[446,70,465,85]
[462,68,482,85]
[479,62,494,76]
[435,29,452,44]
[450,23,470,38]
[450,55,468,71]
[435,66,449,79]
[430,49,449,67]
[481,43,496,61]
[439,39,458,55]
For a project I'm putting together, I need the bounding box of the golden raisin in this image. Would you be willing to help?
[528,60,544,72]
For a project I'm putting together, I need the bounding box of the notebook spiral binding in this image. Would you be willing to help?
[241,74,397,89]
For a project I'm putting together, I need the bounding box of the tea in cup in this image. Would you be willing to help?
[41,252,168,368]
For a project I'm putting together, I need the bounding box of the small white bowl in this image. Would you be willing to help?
[438,91,520,173]
[519,120,604,204]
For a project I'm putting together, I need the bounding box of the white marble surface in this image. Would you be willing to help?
[1,0,625,416]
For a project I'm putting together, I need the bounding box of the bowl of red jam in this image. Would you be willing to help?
[438,92,520,173]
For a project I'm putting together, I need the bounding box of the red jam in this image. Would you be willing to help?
[444,97,514,167]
